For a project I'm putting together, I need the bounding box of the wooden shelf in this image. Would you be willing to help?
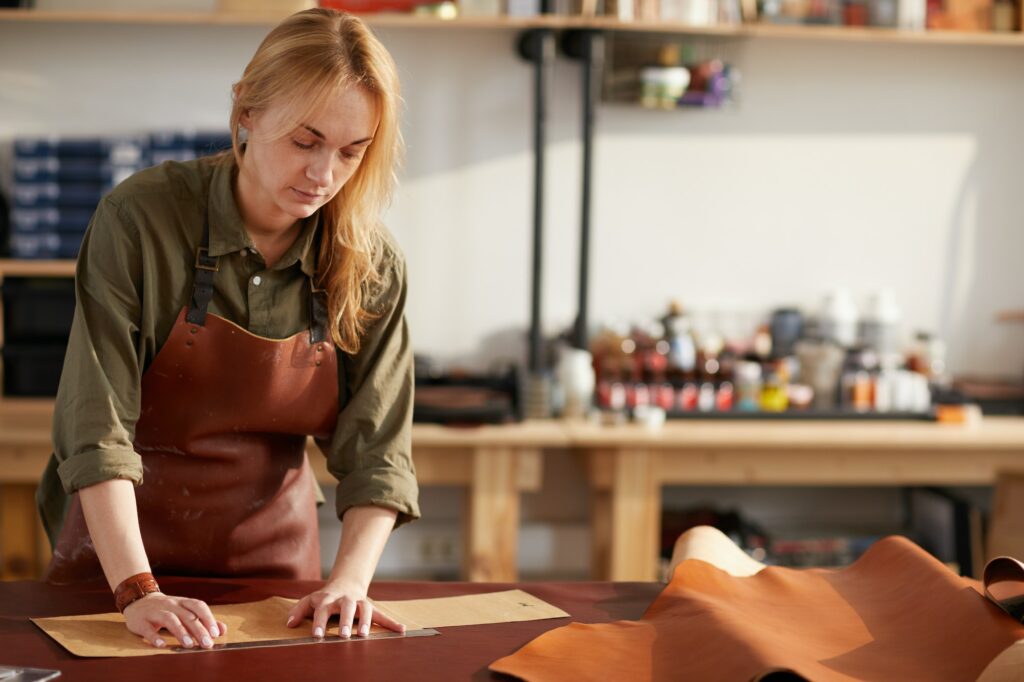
[0,259,76,280]
[742,22,1024,46]
[0,8,1022,46]
[0,8,568,29]
[607,19,1024,46]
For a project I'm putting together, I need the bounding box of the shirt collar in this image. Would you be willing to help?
[274,211,321,277]
[206,155,321,277]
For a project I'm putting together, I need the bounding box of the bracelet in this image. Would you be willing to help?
[114,572,161,613]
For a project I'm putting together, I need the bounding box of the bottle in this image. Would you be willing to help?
[716,381,735,411]
[907,331,947,385]
[698,382,716,412]
[760,369,789,412]
[769,308,804,359]
[897,0,926,28]
[752,323,773,360]
[795,339,845,410]
[662,301,697,383]
[734,361,762,411]
[820,289,858,348]
[839,347,875,412]
[557,345,596,419]
[874,369,895,413]
[678,382,699,412]
[639,45,691,110]
[860,289,901,358]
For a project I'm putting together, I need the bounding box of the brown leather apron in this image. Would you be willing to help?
[46,223,338,584]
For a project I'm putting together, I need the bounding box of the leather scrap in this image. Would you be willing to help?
[491,536,1024,681]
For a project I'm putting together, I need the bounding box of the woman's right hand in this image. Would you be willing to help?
[123,592,227,649]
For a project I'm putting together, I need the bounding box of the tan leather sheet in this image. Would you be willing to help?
[491,536,1024,681]
[33,589,568,658]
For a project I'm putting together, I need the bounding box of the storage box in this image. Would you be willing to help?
[8,232,83,259]
[2,277,76,343]
[2,343,68,397]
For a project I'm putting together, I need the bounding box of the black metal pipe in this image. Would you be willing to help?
[563,30,604,351]
[517,29,555,374]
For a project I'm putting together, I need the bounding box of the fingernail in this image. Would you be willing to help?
[154,638,166,648]
[341,625,351,638]
[286,616,295,627]
[202,636,213,648]
[182,636,194,648]
[359,625,369,636]
[313,627,324,639]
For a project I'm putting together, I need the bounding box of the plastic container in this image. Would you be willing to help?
[819,289,858,348]
[860,289,901,356]
[2,278,76,342]
[640,66,691,110]
[770,308,803,358]
[2,343,68,397]
[557,346,595,419]
[734,361,762,411]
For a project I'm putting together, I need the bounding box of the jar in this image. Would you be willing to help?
[640,66,691,110]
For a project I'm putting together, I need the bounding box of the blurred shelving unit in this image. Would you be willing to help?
[2,3,1024,585]
[0,7,1022,46]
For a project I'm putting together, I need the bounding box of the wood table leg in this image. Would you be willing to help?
[465,446,520,582]
[608,449,660,581]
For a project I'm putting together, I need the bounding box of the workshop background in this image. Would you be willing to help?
[1,0,1023,581]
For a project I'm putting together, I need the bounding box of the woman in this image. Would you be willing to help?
[34,8,419,650]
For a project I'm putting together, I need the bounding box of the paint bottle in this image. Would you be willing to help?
[820,289,858,349]
[860,289,901,358]
[734,361,762,412]
[760,370,789,412]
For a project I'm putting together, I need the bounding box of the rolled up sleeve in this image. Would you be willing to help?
[53,197,145,493]
[320,244,420,528]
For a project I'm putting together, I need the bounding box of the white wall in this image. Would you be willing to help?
[3,17,1023,376]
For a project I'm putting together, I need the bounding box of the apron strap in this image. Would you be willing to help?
[307,224,329,345]
[309,280,328,345]
[186,222,219,325]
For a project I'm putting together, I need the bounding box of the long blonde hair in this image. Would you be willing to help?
[229,8,402,354]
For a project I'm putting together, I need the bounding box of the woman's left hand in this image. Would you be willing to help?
[285,580,405,639]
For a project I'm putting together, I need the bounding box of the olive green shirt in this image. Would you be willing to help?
[36,155,420,544]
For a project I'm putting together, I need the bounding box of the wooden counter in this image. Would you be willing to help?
[5,401,1024,584]
[569,419,1024,581]
[0,400,567,582]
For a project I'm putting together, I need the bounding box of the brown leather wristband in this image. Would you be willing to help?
[114,572,161,613]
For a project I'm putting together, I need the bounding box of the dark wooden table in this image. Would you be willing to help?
[0,577,661,681]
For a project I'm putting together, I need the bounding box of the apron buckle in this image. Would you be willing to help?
[195,247,219,272]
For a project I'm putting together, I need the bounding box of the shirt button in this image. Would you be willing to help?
[252,275,262,286]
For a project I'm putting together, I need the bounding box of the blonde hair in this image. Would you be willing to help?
[229,8,402,354]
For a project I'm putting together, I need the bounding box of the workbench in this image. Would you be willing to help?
[0,400,565,582]
[569,418,1024,580]
[0,576,660,682]
[4,400,1024,583]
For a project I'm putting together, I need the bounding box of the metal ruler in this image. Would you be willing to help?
[171,628,440,653]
